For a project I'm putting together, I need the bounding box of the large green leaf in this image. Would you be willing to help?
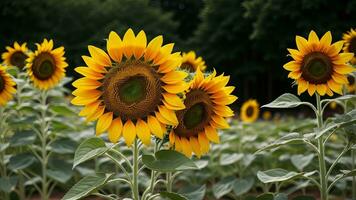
[233,177,254,196]
[0,176,18,192]
[179,185,206,200]
[73,137,108,168]
[9,130,36,147]
[0,143,9,152]
[256,133,304,153]
[291,154,314,171]
[321,94,356,104]
[262,93,313,109]
[160,192,188,200]
[220,153,243,166]
[47,159,73,183]
[8,153,36,171]
[256,193,274,200]
[50,138,77,154]
[142,150,198,172]
[50,104,76,116]
[257,168,302,183]
[213,176,236,199]
[316,111,356,138]
[61,173,113,200]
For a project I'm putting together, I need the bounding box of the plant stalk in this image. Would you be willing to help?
[40,91,49,200]
[132,139,140,200]
[316,94,328,200]
[352,149,356,200]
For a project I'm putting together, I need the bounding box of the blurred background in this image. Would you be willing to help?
[1,0,355,105]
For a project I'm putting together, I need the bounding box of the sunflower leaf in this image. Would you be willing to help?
[73,137,108,169]
[262,93,315,111]
[142,150,198,172]
[257,168,303,183]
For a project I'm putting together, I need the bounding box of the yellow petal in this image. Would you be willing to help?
[320,31,332,47]
[79,101,102,117]
[162,93,185,110]
[75,67,104,80]
[316,84,327,96]
[147,116,163,139]
[283,61,300,71]
[136,119,151,146]
[88,45,112,67]
[158,106,178,125]
[211,115,230,129]
[107,31,123,63]
[162,83,188,94]
[72,78,102,90]
[86,106,105,122]
[144,35,163,61]
[308,30,319,43]
[180,137,192,157]
[307,84,316,96]
[287,48,303,60]
[288,71,302,79]
[122,28,136,58]
[333,64,355,74]
[204,126,220,143]
[297,79,308,95]
[327,79,343,95]
[174,136,182,152]
[123,120,136,146]
[71,96,99,106]
[198,132,209,154]
[169,131,175,145]
[332,73,348,84]
[96,112,113,135]
[134,30,147,59]
[72,89,101,99]
[295,35,309,53]
[108,118,123,143]
[160,71,188,84]
[190,137,201,158]
[335,53,354,64]
[328,41,344,56]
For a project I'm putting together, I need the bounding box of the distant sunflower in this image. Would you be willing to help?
[169,68,236,157]
[1,42,29,69]
[26,39,68,90]
[180,51,207,72]
[71,29,188,146]
[262,111,272,120]
[283,31,354,96]
[346,75,355,93]
[0,66,16,106]
[240,99,259,123]
[342,28,356,65]
[329,101,337,110]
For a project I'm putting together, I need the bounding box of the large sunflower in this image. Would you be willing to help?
[26,39,68,90]
[240,99,259,123]
[71,29,188,146]
[342,28,356,65]
[1,42,29,69]
[180,51,207,72]
[169,68,236,157]
[283,31,354,96]
[0,66,16,106]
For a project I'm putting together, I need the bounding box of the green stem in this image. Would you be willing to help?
[352,149,356,200]
[166,172,172,193]
[40,91,49,200]
[316,94,328,200]
[132,139,140,200]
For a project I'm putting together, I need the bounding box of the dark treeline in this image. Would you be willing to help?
[1,0,355,104]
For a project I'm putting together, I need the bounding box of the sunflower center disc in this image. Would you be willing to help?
[246,106,254,117]
[102,61,162,121]
[174,89,213,138]
[302,52,332,84]
[10,51,28,69]
[349,38,356,54]
[32,53,56,80]
[0,75,4,92]
[180,62,195,72]
[183,103,206,129]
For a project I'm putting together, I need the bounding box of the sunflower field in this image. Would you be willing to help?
[0,0,356,200]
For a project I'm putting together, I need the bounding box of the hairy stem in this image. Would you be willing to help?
[132,139,140,200]
[316,94,328,200]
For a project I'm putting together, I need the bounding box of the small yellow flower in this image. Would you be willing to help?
[169,68,236,157]
[71,29,188,147]
[240,99,259,123]
[1,42,29,69]
[0,65,16,106]
[26,39,68,90]
[181,51,207,72]
[283,31,354,96]
[329,101,337,110]
[342,28,356,65]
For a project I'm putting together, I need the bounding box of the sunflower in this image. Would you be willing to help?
[0,66,16,106]
[71,29,188,146]
[240,99,259,123]
[329,101,337,110]
[262,111,272,120]
[180,51,207,72]
[283,30,354,96]
[346,74,355,93]
[342,28,356,65]
[26,39,68,90]
[1,42,29,69]
[169,68,236,157]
